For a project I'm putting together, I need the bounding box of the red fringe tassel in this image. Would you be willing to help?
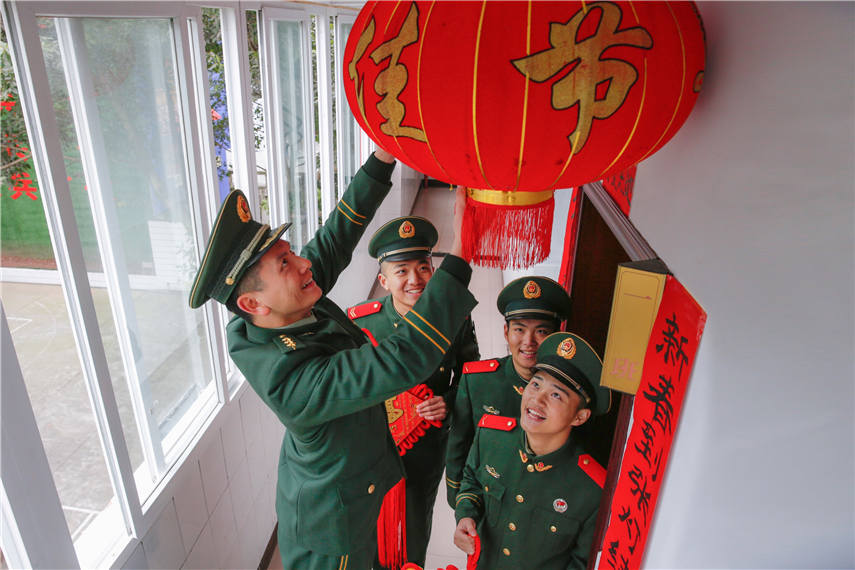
[461,195,555,269]
[377,478,407,569]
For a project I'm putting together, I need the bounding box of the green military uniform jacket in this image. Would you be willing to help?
[350,294,479,564]
[350,293,479,422]
[455,418,604,570]
[446,355,528,506]
[226,159,478,556]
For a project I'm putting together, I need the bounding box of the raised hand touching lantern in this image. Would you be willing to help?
[344,1,705,268]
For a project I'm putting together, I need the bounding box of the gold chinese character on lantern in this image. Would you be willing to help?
[512,2,652,153]
[348,3,426,142]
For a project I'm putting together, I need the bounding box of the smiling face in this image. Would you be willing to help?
[504,318,557,379]
[520,370,591,454]
[377,256,434,315]
[236,239,322,328]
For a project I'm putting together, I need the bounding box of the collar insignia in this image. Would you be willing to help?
[535,461,553,472]
[237,195,251,222]
[557,337,577,359]
[399,220,415,238]
[553,498,568,513]
[523,280,542,299]
[519,450,528,464]
[513,384,524,396]
[485,465,500,479]
[482,405,499,415]
[279,335,296,350]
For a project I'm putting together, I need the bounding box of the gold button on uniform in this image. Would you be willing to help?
[515,494,524,503]
[550,525,557,533]
[502,548,510,556]
[439,366,445,373]
[367,484,375,494]
[526,464,534,472]
[508,522,517,531]
[484,485,489,492]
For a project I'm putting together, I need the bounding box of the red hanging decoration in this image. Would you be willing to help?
[377,478,407,570]
[343,1,705,268]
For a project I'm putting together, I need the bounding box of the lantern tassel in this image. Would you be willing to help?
[461,194,554,269]
[377,478,407,569]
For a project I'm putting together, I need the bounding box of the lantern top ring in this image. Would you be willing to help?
[466,188,554,207]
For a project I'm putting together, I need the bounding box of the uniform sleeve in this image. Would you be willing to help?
[231,258,477,429]
[300,154,395,294]
[445,373,476,507]
[454,428,485,523]
[444,317,479,412]
[566,505,598,570]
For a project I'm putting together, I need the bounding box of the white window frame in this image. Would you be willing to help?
[1,1,250,566]
[1,1,366,567]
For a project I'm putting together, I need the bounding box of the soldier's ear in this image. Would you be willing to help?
[236,293,270,316]
[377,271,390,291]
[571,407,592,427]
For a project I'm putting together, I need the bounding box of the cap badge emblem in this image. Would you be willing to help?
[237,195,251,223]
[399,220,415,238]
[557,337,576,360]
[485,465,500,479]
[553,498,568,513]
[523,280,541,299]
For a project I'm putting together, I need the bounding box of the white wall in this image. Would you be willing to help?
[627,3,854,568]
[118,387,284,570]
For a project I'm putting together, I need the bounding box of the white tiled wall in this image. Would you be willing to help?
[120,387,284,570]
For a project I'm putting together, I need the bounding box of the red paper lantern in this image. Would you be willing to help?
[344,1,705,267]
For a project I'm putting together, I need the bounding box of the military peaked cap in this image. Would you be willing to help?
[189,190,289,309]
[533,332,612,415]
[496,276,572,323]
[368,216,438,263]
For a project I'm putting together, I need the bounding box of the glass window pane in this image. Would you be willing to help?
[203,7,234,202]
[2,18,128,566]
[38,16,217,500]
[274,19,312,250]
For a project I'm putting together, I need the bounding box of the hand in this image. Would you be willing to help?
[373,148,396,164]
[416,395,447,422]
[449,186,466,258]
[454,517,478,555]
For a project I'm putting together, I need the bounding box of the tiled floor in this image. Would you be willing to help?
[267,184,508,569]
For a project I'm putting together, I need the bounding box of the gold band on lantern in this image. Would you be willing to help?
[466,188,554,207]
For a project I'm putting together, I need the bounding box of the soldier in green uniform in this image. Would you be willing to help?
[445,276,571,507]
[453,332,612,569]
[188,150,478,569]
[348,216,480,567]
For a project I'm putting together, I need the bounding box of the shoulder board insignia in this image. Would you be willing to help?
[578,454,606,488]
[347,300,383,320]
[275,334,299,352]
[478,414,516,431]
[463,359,500,374]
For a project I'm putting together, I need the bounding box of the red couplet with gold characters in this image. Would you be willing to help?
[343,1,705,267]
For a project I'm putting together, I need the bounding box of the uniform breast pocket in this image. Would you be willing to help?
[532,507,582,559]
[475,469,505,526]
